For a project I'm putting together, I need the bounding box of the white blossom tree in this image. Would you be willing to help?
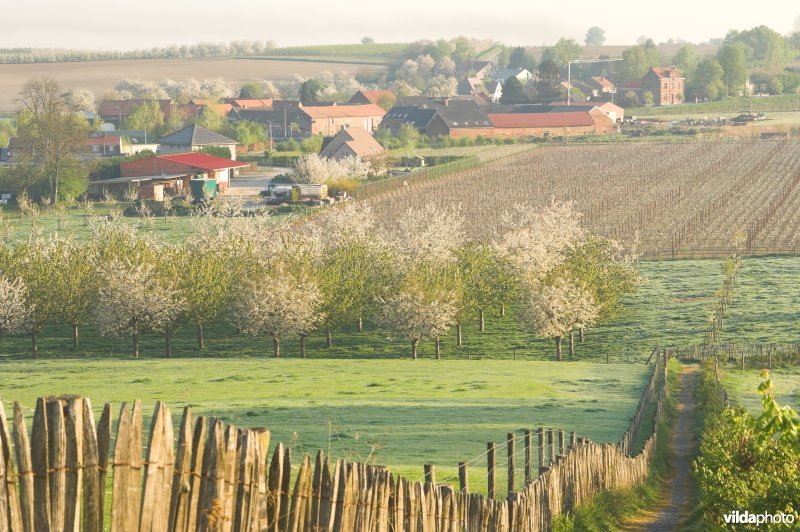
[293,154,371,184]
[0,276,30,337]
[383,202,465,265]
[379,279,458,359]
[93,261,183,358]
[231,264,323,358]
[518,278,598,361]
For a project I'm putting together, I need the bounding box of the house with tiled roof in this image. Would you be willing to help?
[298,104,386,136]
[382,100,492,138]
[348,90,397,110]
[461,60,496,78]
[457,77,483,97]
[157,124,239,160]
[490,110,613,137]
[319,127,385,161]
[381,106,440,135]
[120,152,248,191]
[642,67,684,105]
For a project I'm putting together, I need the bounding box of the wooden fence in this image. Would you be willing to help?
[0,356,667,531]
[666,341,800,370]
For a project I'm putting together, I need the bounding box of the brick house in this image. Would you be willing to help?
[299,104,386,136]
[642,67,685,106]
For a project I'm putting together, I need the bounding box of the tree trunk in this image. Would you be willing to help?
[411,338,419,360]
[456,324,462,347]
[555,336,562,362]
[165,334,172,358]
[357,316,363,333]
[435,336,441,359]
[31,332,38,359]
[479,309,485,332]
[132,332,140,358]
[326,329,332,348]
[579,327,584,343]
[197,323,205,350]
[500,304,506,318]
[273,336,280,358]
[72,322,79,349]
[299,334,306,359]
[569,331,575,358]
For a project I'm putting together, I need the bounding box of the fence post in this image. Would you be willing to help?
[458,462,468,493]
[569,431,577,450]
[507,433,515,495]
[537,427,546,474]
[523,429,532,482]
[558,430,566,456]
[547,429,555,465]
[423,464,436,486]
[487,442,496,499]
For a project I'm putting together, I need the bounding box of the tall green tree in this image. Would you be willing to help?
[689,57,726,100]
[300,79,327,104]
[584,27,606,46]
[543,38,582,66]
[672,45,699,79]
[508,47,537,72]
[717,43,749,96]
[16,77,88,204]
[618,41,658,80]
[500,76,526,103]
[126,100,164,134]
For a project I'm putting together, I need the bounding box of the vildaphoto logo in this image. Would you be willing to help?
[723,510,796,526]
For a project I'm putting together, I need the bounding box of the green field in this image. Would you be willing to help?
[0,359,650,494]
[721,367,800,413]
[628,94,800,117]
[256,43,409,63]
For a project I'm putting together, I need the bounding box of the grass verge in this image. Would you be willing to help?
[552,359,681,531]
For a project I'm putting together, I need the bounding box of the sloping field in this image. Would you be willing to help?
[368,141,800,256]
[0,57,384,111]
[0,358,649,490]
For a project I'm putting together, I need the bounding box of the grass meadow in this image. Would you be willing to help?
[722,367,800,414]
[0,359,650,496]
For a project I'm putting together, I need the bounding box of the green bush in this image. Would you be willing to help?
[693,365,800,526]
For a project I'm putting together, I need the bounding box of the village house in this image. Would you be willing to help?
[299,104,386,136]
[348,90,397,109]
[461,60,496,78]
[484,81,503,104]
[642,67,685,105]
[319,126,385,161]
[156,124,239,160]
[381,106,440,135]
[383,99,492,138]
[586,77,617,98]
[488,68,534,83]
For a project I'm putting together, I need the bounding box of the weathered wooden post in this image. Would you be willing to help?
[507,433,515,495]
[424,464,436,486]
[569,431,577,450]
[537,427,546,474]
[523,429,532,482]
[547,429,555,465]
[458,462,468,493]
[487,442,496,499]
[558,430,566,456]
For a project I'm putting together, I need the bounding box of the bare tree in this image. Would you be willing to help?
[16,77,88,204]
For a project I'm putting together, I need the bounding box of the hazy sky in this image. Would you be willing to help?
[3,0,799,50]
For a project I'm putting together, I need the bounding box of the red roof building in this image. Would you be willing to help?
[120,153,248,190]
[642,67,685,106]
[489,110,613,137]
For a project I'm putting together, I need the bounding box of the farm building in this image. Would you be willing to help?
[348,90,397,109]
[489,110,613,137]
[382,99,492,138]
[119,152,248,191]
[156,124,239,160]
[298,104,386,136]
[548,101,625,123]
[319,126,385,160]
[642,67,685,106]
[381,106,439,135]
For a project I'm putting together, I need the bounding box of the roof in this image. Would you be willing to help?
[618,80,643,90]
[225,98,275,109]
[550,101,625,115]
[85,136,121,145]
[590,77,616,89]
[300,104,386,119]
[485,81,502,93]
[435,102,492,128]
[126,153,249,171]
[649,67,684,80]
[348,90,396,105]
[490,68,532,81]
[383,106,439,129]
[320,127,385,159]
[489,112,596,128]
[98,99,172,117]
[157,124,237,146]
[89,174,187,185]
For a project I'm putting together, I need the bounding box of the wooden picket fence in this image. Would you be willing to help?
[0,356,668,531]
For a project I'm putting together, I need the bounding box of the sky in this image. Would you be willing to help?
[2,0,799,50]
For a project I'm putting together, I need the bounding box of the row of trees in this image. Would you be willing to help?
[0,201,641,360]
[0,40,277,64]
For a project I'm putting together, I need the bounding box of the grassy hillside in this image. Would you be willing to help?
[0,359,650,495]
[722,367,800,413]
[629,95,800,116]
